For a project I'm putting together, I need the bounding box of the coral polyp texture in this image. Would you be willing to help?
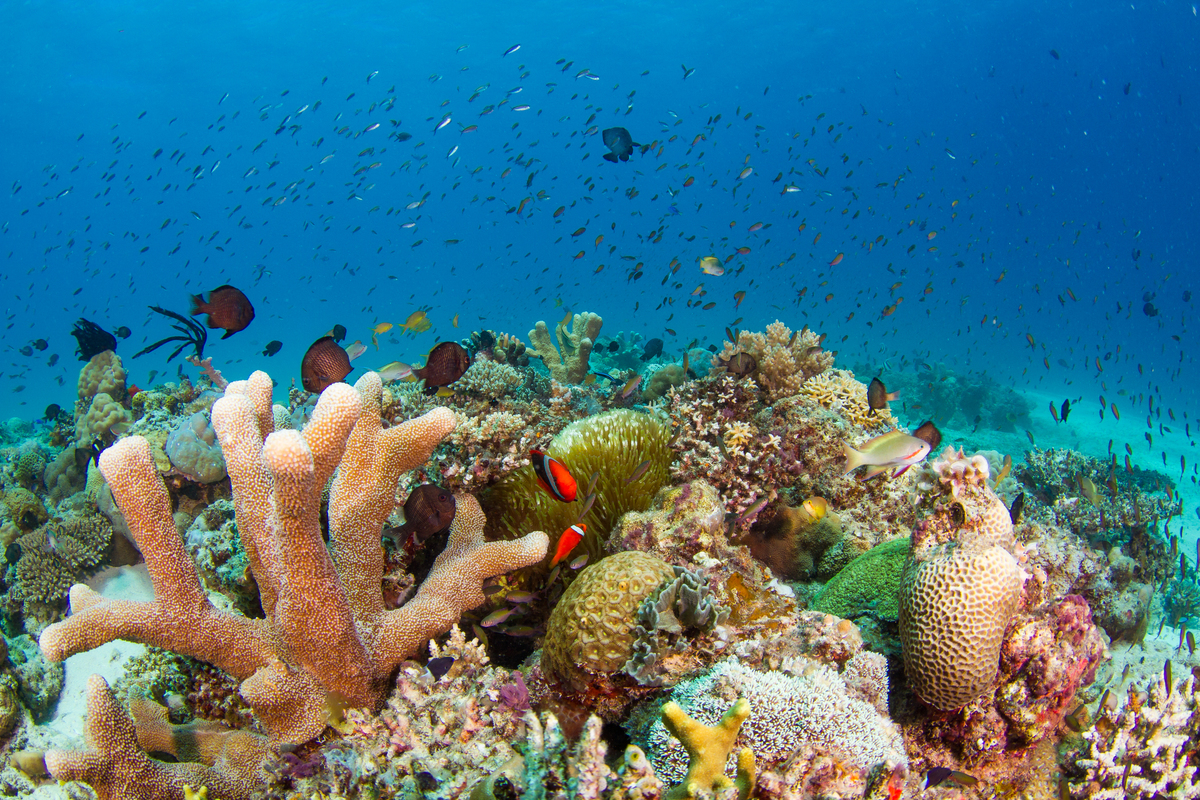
[37,370,548,793]
[899,447,1027,710]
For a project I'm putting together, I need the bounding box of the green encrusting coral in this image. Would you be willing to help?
[812,536,910,622]
[480,409,671,560]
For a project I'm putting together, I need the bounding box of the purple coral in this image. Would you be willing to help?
[497,670,531,713]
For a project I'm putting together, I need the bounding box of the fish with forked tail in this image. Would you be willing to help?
[843,423,939,480]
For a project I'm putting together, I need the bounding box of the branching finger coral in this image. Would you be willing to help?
[714,321,833,403]
[528,311,602,384]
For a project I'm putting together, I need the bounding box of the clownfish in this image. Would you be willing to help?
[530,449,577,502]
[550,524,585,566]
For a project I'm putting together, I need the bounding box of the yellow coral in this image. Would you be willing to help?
[715,321,833,402]
[662,698,755,800]
[799,369,894,430]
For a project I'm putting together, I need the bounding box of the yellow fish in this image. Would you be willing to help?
[372,322,393,335]
[398,310,431,335]
[452,314,459,328]
[699,256,724,276]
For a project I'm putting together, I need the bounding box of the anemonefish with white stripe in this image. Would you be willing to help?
[530,448,577,502]
[550,524,585,566]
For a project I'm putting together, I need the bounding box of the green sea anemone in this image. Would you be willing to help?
[481,409,671,560]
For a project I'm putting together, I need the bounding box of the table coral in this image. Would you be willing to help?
[38,370,548,795]
[528,311,602,384]
[714,321,834,403]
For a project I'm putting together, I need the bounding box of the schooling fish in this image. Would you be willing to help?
[550,524,585,566]
[867,377,899,415]
[384,484,456,546]
[699,256,725,276]
[190,285,255,338]
[301,335,352,393]
[531,449,578,502]
[843,429,933,480]
[602,127,640,163]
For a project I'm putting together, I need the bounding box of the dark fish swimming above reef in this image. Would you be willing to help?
[602,127,639,163]
[262,340,282,357]
[384,484,456,546]
[640,337,664,361]
[392,342,472,392]
[301,336,352,393]
[70,319,117,361]
[191,284,255,338]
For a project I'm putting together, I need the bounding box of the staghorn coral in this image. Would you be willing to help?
[38,370,548,796]
[627,658,907,799]
[798,369,895,430]
[528,311,603,384]
[714,321,833,403]
[899,447,1027,711]
[1065,673,1200,798]
[481,408,671,557]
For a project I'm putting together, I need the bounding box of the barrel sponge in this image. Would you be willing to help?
[165,412,228,484]
[899,539,1024,710]
[813,537,910,623]
[77,350,126,402]
[542,550,676,692]
[481,409,671,550]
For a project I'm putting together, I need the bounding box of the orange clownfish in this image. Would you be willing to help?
[531,449,577,502]
[550,524,585,566]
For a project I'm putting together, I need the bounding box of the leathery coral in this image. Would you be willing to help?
[714,321,833,403]
[39,371,547,793]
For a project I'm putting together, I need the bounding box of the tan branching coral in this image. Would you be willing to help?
[715,321,833,402]
[799,369,894,430]
[40,371,548,770]
[39,674,269,800]
[528,311,602,384]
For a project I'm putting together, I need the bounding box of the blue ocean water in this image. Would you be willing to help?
[2,1,1197,530]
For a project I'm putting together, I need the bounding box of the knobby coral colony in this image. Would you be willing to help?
[2,318,1190,800]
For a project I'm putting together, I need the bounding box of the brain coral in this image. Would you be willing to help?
[480,409,671,556]
[814,537,910,623]
[713,321,834,403]
[542,550,676,694]
[899,448,1027,710]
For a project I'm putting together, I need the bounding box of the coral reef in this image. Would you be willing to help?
[450,355,526,399]
[542,550,677,695]
[714,321,833,403]
[37,370,548,795]
[744,498,847,581]
[627,658,907,798]
[799,369,894,431]
[527,311,602,384]
[481,408,671,556]
[608,480,728,566]
[812,536,909,626]
[165,411,228,484]
[899,448,1026,710]
[1064,673,1200,798]
[4,511,113,635]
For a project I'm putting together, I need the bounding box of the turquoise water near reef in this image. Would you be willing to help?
[2,0,1197,539]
